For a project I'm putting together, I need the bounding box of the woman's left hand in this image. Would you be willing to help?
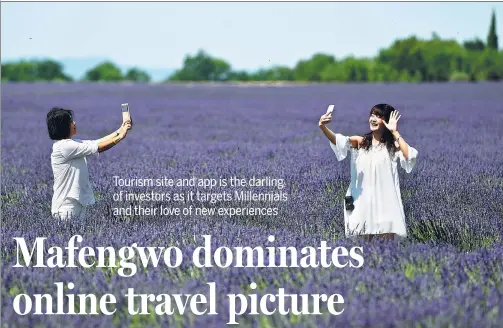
[383,110,401,132]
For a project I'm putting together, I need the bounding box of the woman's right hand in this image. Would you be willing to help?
[119,120,132,138]
[319,113,332,127]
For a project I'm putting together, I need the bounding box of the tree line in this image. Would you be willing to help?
[2,11,501,83]
[1,60,151,83]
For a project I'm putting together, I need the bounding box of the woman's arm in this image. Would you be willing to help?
[96,114,135,143]
[319,113,362,148]
[96,129,121,144]
[383,109,412,160]
[319,125,338,145]
[319,113,337,144]
[392,131,410,160]
[349,136,364,149]
[97,120,131,153]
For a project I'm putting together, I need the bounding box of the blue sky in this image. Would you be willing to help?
[2,2,502,71]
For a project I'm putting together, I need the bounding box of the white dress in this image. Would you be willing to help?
[330,134,418,237]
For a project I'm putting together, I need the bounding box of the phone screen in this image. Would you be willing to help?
[326,104,335,114]
[122,103,131,124]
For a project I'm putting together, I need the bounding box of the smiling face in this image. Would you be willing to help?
[369,109,385,132]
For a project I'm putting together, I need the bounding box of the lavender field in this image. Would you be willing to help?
[2,82,503,327]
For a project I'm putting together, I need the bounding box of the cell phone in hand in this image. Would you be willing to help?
[326,104,335,115]
[121,103,132,129]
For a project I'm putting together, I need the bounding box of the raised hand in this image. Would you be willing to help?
[383,110,401,132]
[119,120,132,138]
[319,113,333,127]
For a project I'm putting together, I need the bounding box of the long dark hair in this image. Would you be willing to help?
[359,104,398,155]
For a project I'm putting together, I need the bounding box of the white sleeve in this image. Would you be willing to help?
[329,134,351,161]
[396,145,418,173]
[82,140,100,158]
[60,139,99,160]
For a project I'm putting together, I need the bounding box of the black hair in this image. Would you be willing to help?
[47,107,74,140]
[359,104,398,155]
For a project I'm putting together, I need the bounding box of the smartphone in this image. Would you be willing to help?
[121,103,132,129]
[326,104,335,115]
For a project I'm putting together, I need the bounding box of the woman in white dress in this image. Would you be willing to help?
[319,104,418,241]
[47,107,132,220]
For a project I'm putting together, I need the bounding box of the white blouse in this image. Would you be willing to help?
[330,134,418,237]
[51,138,100,215]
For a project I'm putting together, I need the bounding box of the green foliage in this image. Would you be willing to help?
[487,10,498,50]
[84,61,123,81]
[124,67,151,83]
[408,217,500,252]
[247,66,295,81]
[464,38,485,52]
[469,50,503,81]
[168,50,231,81]
[37,60,70,81]
[3,12,500,84]
[321,57,373,82]
[376,35,502,82]
[293,53,336,81]
[449,71,471,82]
[227,70,250,81]
[1,59,72,82]
[1,60,152,83]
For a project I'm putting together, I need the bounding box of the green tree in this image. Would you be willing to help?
[37,60,72,81]
[84,61,123,81]
[248,69,270,81]
[378,36,470,82]
[1,62,37,82]
[248,66,294,81]
[169,50,231,81]
[1,60,71,82]
[293,53,335,81]
[319,62,345,81]
[321,57,372,82]
[227,70,250,81]
[209,58,231,81]
[478,50,503,80]
[487,10,498,50]
[463,38,485,51]
[378,36,428,80]
[367,62,398,82]
[270,66,295,81]
[124,67,151,82]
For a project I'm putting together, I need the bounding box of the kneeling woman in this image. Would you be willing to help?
[319,104,418,240]
[47,107,132,220]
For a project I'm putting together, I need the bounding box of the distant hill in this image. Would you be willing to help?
[2,56,175,82]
